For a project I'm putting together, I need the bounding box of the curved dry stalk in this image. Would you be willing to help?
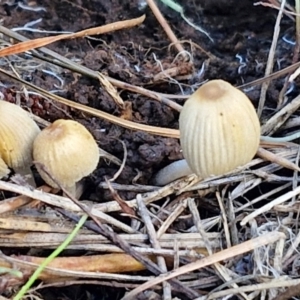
[0,16,146,57]
[0,67,180,138]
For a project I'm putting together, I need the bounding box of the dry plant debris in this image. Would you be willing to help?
[0,0,300,299]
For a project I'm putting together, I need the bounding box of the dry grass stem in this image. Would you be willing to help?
[227,193,239,246]
[0,16,146,57]
[282,228,300,264]
[137,195,172,299]
[0,234,219,256]
[257,0,286,117]
[261,93,300,135]
[240,185,300,225]
[97,72,125,110]
[254,1,295,19]
[156,199,188,238]
[239,61,300,90]
[216,192,231,247]
[146,0,186,56]
[257,147,300,172]
[235,182,292,213]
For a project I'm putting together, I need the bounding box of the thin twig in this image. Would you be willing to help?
[216,191,231,248]
[137,195,172,300]
[156,199,188,238]
[257,0,286,117]
[240,185,300,226]
[146,0,186,57]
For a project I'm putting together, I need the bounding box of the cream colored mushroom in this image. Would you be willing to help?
[33,119,100,196]
[0,100,40,185]
[153,80,261,185]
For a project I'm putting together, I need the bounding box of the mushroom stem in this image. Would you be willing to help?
[0,157,9,179]
[14,165,36,188]
[63,184,77,198]
[152,159,192,186]
[63,181,86,199]
[74,180,86,199]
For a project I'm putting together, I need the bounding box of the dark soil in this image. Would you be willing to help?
[0,0,297,299]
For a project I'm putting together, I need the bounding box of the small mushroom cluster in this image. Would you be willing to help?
[0,100,99,194]
[1,81,293,191]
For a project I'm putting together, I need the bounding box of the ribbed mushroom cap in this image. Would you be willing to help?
[33,119,100,189]
[0,156,9,179]
[179,80,260,178]
[0,101,40,169]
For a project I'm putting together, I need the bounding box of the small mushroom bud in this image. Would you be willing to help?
[33,119,100,196]
[153,80,261,185]
[0,156,9,179]
[0,100,41,185]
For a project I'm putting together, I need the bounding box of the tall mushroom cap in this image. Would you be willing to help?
[0,156,9,179]
[0,100,40,169]
[179,80,260,178]
[33,119,100,189]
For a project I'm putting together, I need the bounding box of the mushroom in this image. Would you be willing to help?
[33,119,100,196]
[153,80,261,186]
[0,100,40,185]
